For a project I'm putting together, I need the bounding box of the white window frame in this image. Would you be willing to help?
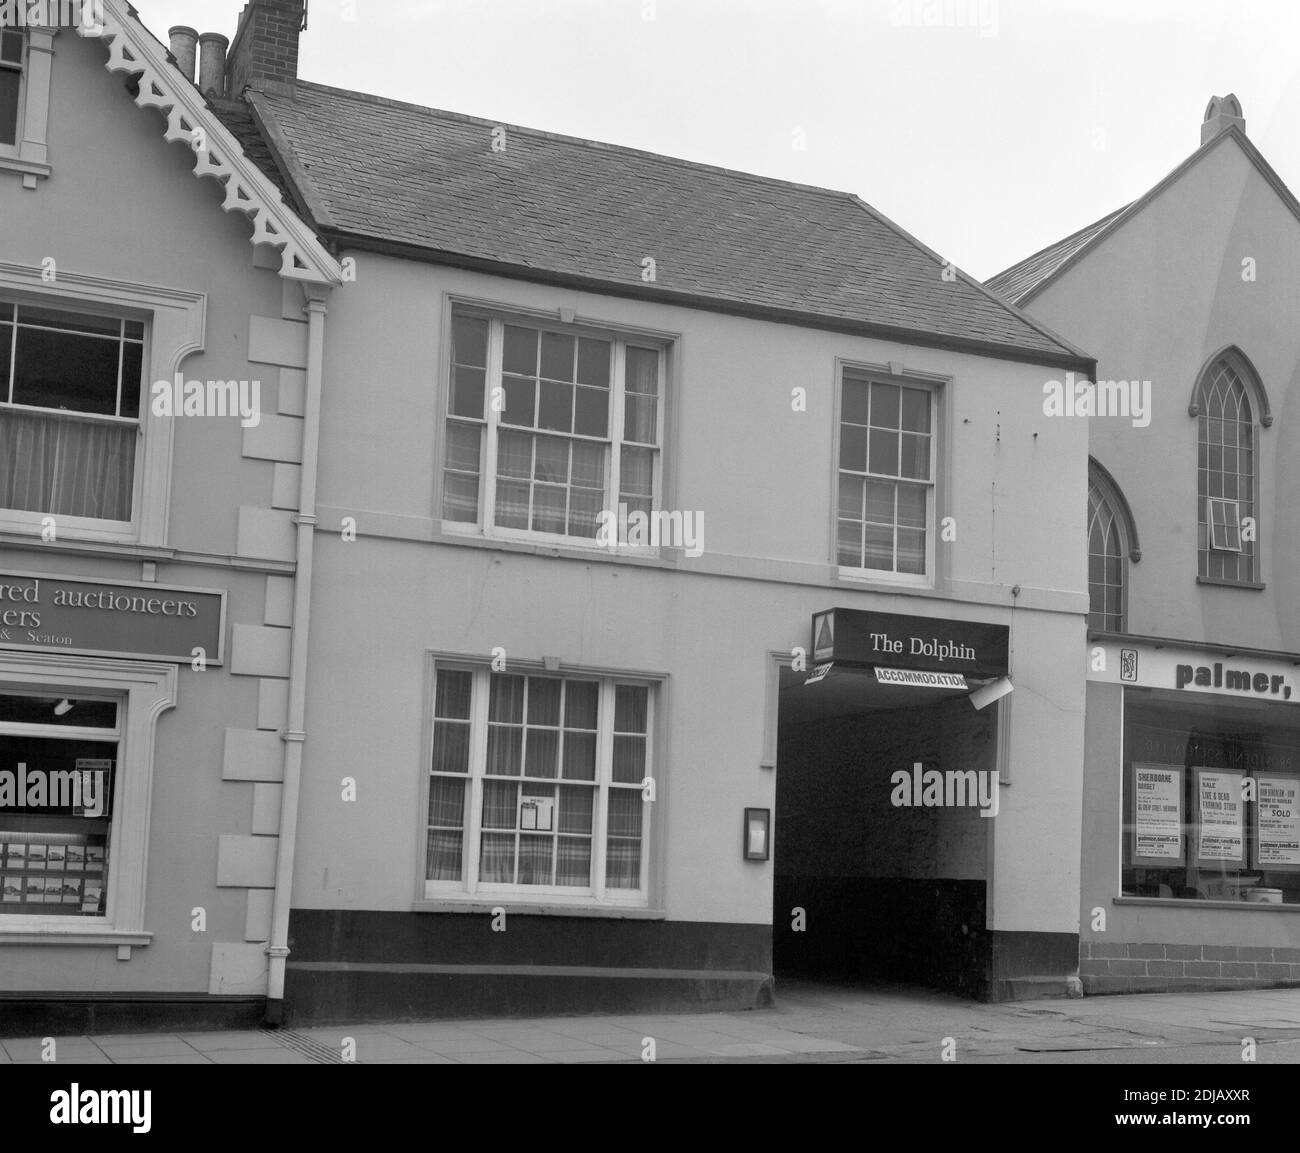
[0,264,205,547]
[1207,497,1242,553]
[0,26,54,187]
[422,661,655,910]
[0,651,176,948]
[834,365,939,587]
[439,306,669,556]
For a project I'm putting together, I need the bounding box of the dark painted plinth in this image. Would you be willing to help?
[282,909,774,1026]
[0,994,264,1037]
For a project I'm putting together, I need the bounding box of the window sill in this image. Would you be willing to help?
[835,566,934,592]
[436,524,684,569]
[1196,577,1265,590]
[0,156,51,186]
[1113,896,1298,913]
[0,927,153,946]
[413,899,663,920]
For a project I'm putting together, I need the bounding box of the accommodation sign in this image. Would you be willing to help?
[0,572,225,665]
[810,608,1009,679]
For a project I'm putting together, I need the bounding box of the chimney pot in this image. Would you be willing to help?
[197,32,230,99]
[1201,94,1245,145]
[168,26,199,83]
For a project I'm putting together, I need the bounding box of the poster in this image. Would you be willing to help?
[1131,764,1183,865]
[1195,769,1245,866]
[1254,775,1300,871]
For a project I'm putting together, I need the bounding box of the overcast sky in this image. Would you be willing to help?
[132,0,1300,280]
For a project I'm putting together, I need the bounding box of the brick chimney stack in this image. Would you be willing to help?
[226,0,306,95]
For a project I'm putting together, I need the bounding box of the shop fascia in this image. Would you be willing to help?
[1089,639,1299,703]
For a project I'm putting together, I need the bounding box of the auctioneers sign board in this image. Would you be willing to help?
[0,571,225,665]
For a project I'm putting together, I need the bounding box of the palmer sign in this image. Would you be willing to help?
[810,608,1009,679]
[0,572,225,665]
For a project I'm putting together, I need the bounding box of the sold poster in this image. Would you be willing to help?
[1195,769,1245,866]
[1254,775,1300,870]
[1132,764,1183,865]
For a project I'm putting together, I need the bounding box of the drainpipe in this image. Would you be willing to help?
[264,284,330,1025]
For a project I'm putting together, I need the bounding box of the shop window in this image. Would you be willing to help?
[441,310,666,548]
[837,370,935,580]
[1193,354,1258,584]
[0,693,120,919]
[426,665,654,903]
[0,29,21,148]
[0,301,145,524]
[1087,460,1138,633]
[1122,692,1300,905]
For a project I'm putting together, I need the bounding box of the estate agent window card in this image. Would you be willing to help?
[1195,767,1246,868]
[1253,774,1300,872]
[1130,764,1184,866]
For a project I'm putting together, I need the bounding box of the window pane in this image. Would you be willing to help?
[480,833,515,883]
[428,776,466,827]
[531,485,566,534]
[538,380,573,432]
[0,695,117,728]
[120,342,143,419]
[571,441,604,489]
[900,433,930,480]
[575,385,609,437]
[452,315,488,368]
[839,424,867,473]
[445,422,481,473]
[837,475,862,519]
[900,388,930,433]
[868,429,899,476]
[517,835,553,885]
[625,347,659,395]
[841,378,870,425]
[501,376,536,427]
[562,730,597,780]
[13,328,122,415]
[565,681,598,728]
[897,528,925,575]
[426,830,462,882]
[620,446,653,499]
[540,332,575,381]
[502,326,536,375]
[837,519,861,566]
[556,837,591,886]
[577,339,611,387]
[489,675,525,723]
[897,484,926,528]
[534,436,567,483]
[528,678,561,725]
[0,411,136,520]
[864,480,894,525]
[482,780,517,829]
[612,736,645,784]
[615,685,648,732]
[525,728,559,778]
[558,785,593,833]
[496,430,531,478]
[1,30,23,64]
[870,384,900,428]
[0,71,16,148]
[568,488,603,538]
[434,669,472,723]
[450,366,485,418]
[495,480,529,529]
[623,395,656,444]
[431,720,470,774]
[863,524,893,570]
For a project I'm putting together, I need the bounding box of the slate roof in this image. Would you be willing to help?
[228,81,1088,367]
[984,205,1129,304]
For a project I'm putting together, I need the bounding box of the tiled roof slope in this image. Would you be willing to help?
[244,82,1086,366]
[209,98,299,209]
[985,205,1129,304]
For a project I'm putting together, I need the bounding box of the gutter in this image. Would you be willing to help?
[264,283,331,1025]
